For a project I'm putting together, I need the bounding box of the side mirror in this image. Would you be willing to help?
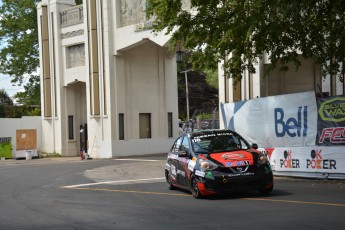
[178,150,187,157]
[251,143,258,149]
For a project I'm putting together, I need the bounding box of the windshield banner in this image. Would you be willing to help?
[221,91,318,147]
[316,95,345,146]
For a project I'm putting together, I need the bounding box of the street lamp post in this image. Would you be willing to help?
[180,70,190,121]
[176,47,191,121]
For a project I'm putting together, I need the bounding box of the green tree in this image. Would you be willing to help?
[178,71,218,121]
[0,0,80,115]
[0,0,39,85]
[204,69,218,89]
[0,89,14,117]
[147,0,345,82]
[14,75,40,107]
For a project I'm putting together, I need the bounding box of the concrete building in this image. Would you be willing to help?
[218,53,345,106]
[37,0,178,158]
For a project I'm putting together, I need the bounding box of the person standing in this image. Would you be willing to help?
[179,122,184,136]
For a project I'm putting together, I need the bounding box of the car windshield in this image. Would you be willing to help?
[191,132,250,154]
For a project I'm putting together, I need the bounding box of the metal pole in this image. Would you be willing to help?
[180,70,190,121]
[185,71,189,121]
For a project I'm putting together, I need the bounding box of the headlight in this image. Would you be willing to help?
[199,159,218,171]
[258,153,269,165]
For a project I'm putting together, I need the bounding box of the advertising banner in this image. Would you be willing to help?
[221,91,318,147]
[267,146,345,175]
[316,95,345,145]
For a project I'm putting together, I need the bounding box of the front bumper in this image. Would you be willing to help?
[197,167,273,194]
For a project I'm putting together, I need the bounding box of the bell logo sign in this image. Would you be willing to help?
[274,106,308,137]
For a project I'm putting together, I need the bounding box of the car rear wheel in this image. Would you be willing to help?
[165,170,175,190]
[191,176,202,199]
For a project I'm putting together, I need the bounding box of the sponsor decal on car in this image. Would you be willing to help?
[227,172,254,177]
[225,160,250,167]
[211,151,254,167]
[171,165,177,175]
[177,169,186,177]
[195,170,205,177]
[205,171,215,180]
[168,153,178,160]
[222,153,244,160]
[188,158,196,171]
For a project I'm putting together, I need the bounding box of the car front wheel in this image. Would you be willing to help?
[191,176,202,199]
[259,184,273,195]
[165,170,175,190]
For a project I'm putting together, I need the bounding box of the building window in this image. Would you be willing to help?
[119,113,124,140]
[139,113,151,139]
[168,112,173,137]
[68,115,74,140]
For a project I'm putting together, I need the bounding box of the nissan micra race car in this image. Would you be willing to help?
[165,130,273,198]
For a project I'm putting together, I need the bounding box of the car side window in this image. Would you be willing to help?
[171,136,183,153]
[181,136,190,155]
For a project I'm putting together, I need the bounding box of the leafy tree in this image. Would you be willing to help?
[0,89,13,105]
[0,89,14,117]
[14,75,40,107]
[204,69,218,89]
[0,0,39,85]
[0,0,80,115]
[178,71,218,121]
[147,0,345,82]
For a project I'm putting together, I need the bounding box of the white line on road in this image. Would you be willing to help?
[61,177,165,188]
[113,159,163,162]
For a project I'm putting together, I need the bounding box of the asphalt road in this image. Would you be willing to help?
[0,156,344,230]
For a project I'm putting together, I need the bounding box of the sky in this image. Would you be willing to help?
[0,73,25,97]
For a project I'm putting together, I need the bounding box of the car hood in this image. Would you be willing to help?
[209,151,255,167]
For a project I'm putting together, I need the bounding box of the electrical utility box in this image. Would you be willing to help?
[0,137,12,159]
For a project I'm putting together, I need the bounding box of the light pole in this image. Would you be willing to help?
[176,47,191,121]
[180,70,191,121]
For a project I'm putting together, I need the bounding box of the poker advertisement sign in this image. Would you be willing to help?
[266,147,345,176]
[316,95,345,146]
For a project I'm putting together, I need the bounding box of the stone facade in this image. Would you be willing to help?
[37,0,177,158]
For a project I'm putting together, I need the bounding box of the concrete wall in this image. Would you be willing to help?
[0,116,42,158]
[219,55,322,105]
[261,56,321,97]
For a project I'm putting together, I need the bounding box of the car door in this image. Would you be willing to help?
[176,136,192,187]
[167,136,183,186]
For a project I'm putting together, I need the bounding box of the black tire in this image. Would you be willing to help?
[259,185,273,195]
[191,176,202,199]
[165,170,175,190]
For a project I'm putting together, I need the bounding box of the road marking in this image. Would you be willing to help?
[61,177,165,188]
[61,187,191,197]
[61,185,345,207]
[114,159,163,162]
[243,198,345,207]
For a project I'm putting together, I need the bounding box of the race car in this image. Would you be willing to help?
[165,130,273,198]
